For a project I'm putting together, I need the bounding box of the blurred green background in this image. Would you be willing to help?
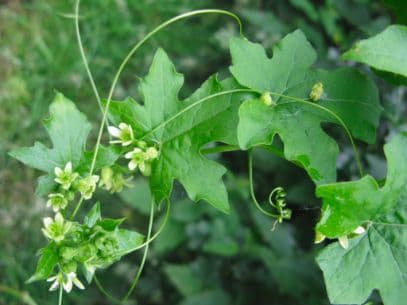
[1,1,406,304]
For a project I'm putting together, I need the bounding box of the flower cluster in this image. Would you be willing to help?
[108,122,159,176]
[46,162,100,212]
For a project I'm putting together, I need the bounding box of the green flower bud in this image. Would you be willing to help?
[260,91,275,106]
[309,82,324,102]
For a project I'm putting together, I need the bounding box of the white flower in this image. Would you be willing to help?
[108,123,134,146]
[125,148,145,171]
[54,162,79,190]
[47,272,84,293]
[42,213,72,242]
[46,193,68,212]
[144,147,159,161]
[353,226,366,235]
[77,175,100,200]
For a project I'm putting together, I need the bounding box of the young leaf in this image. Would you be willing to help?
[84,202,101,228]
[107,49,250,213]
[9,93,119,195]
[27,244,58,283]
[343,25,407,81]
[316,133,407,305]
[231,30,381,184]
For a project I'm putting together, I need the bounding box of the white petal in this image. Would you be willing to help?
[353,226,366,235]
[42,229,51,239]
[338,236,349,249]
[43,217,53,227]
[124,151,134,159]
[53,205,60,213]
[55,213,64,225]
[139,162,145,172]
[128,160,138,171]
[73,277,85,290]
[108,126,121,137]
[55,167,63,176]
[47,276,58,282]
[65,161,72,173]
[63,279,73,293]
[109,140,122,144]
[122,140,132,146]
[49,280,60,291]
[118,122,128,130]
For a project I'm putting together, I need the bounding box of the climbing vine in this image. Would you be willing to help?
[9,1,407,305]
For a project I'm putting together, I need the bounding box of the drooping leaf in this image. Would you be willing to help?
[27,245,58,283]
[316,133,407,305]
[9,93,119,194]
[342,25,407,81]
[107,49,250,213]
[231,30,381,184]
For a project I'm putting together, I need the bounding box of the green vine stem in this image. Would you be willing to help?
[0,285,38,305]
[248,150,279,219]
[58,284,63,305]
[122,198,155,301]
[93,198,171,301]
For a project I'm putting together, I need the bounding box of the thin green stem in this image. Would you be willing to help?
[75,0,103,114]
[58,285,63,305]
[69,196,84,221]
[94,277,122,304]
[0,285,38,305]
[122,199,155,302]
[248,150,279,218]
[201,144,240,155]
[74,0,111,140]
[93,199,171,300]
[89,9,244,175]
[142,88,257,140]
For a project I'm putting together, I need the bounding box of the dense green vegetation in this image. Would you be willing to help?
[1,1,406,305]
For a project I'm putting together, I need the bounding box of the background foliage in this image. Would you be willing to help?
[1,1,406,305]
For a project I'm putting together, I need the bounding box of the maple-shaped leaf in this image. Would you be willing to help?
[10,93,118,195]
[316,133,407,305]
[231,30,382,184]
[106,49,248,213]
